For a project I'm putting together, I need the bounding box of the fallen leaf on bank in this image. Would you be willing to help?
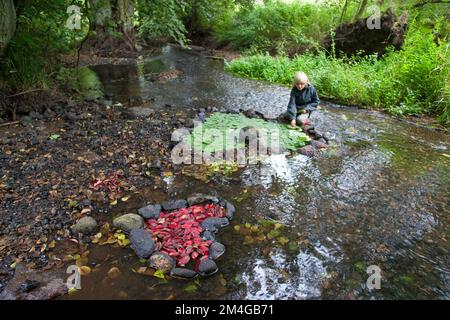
[80,266,91,275]
[153,269,166,280]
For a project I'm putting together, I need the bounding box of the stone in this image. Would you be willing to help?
[224,201,235,220]
[19,116,33,126]
[197,112,206,122]
[113,214,144,233]
[162,199,187,212]
[127,107,153,118]
[170,268,197,279]
[201,230,215,241]
[187,194,219,206]
[200,217,229,233]
[107,267,121,279]
[65,112,78,122]
[148,252,176,273]
[19,280,40,293]
[298,145,319,157]
[29,111,43,120]
[310,139,328,150]
[198,259,218,277]
[209,242,225,260]
[129,229,155,258]
[71,216,98,235]
[138,204,161,220]
[184,118,195,128]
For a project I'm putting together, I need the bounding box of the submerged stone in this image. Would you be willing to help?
[71,216,98,235]
[187,194,219,206]
[224,201,235,220]
[138,204,161,220]
[162,199,187,212]
[201,230,215,241]
[198,259,218,277]
[113,214,144,233]
[200,217,229,233]
[170,268,197,279]
[129,229,155,258]
[148,252,176,273]
[209,242,225,260]
[298,145,319,157]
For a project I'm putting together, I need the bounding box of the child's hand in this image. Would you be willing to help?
[290,119,296,128]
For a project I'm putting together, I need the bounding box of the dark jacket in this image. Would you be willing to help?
[286,84,320,120]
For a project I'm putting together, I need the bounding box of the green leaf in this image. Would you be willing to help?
[153,269,166,280]
[183,283,198,292]
[49,134,60,141]
[288,242,298,252]
[267,229,281,239]
[277,236,289,245]
[68,200,78,208]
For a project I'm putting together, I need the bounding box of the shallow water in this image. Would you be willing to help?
[66,45,450,300]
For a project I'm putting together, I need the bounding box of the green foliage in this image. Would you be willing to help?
[213,0,340,54]
[184,113,309,154]
[0,0,87,91]
[76,66,103,100]
[226,26,449,126]
[136,0,190,46]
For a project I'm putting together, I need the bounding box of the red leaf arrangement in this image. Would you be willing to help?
[145,204,226,267]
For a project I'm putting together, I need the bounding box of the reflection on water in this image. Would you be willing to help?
[65,45,450,300]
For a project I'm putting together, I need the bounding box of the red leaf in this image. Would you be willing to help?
[178,255,190,266]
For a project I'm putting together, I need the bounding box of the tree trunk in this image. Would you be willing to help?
[0,0,16,56]
[355,0,369,21]
[86,0,136,55]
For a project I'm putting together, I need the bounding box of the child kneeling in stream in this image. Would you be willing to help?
[284,72,320,128]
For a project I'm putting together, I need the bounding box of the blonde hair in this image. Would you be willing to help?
[293,72,309,85]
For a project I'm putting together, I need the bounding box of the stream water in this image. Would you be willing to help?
[65,45,449,300]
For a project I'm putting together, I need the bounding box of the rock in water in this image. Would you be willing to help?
[148,252,176,273]
[107,267,121,279]
[71,216,98,235]
[19,280,40,293]
[138,204,161,220]
[113,214,144,233]
[310,139,328,150]
[198,259,218,277]
[209,242,225,260]
[201,230,215,241]
[162,199,187,212]
[298,145,319,157]
[170,268,197,279]
[129,229,155,258]
[201,217,229,233]
[224,201,235,220]
[187,194,219,206]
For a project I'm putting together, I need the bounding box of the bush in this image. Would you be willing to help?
[213,0,339,54]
